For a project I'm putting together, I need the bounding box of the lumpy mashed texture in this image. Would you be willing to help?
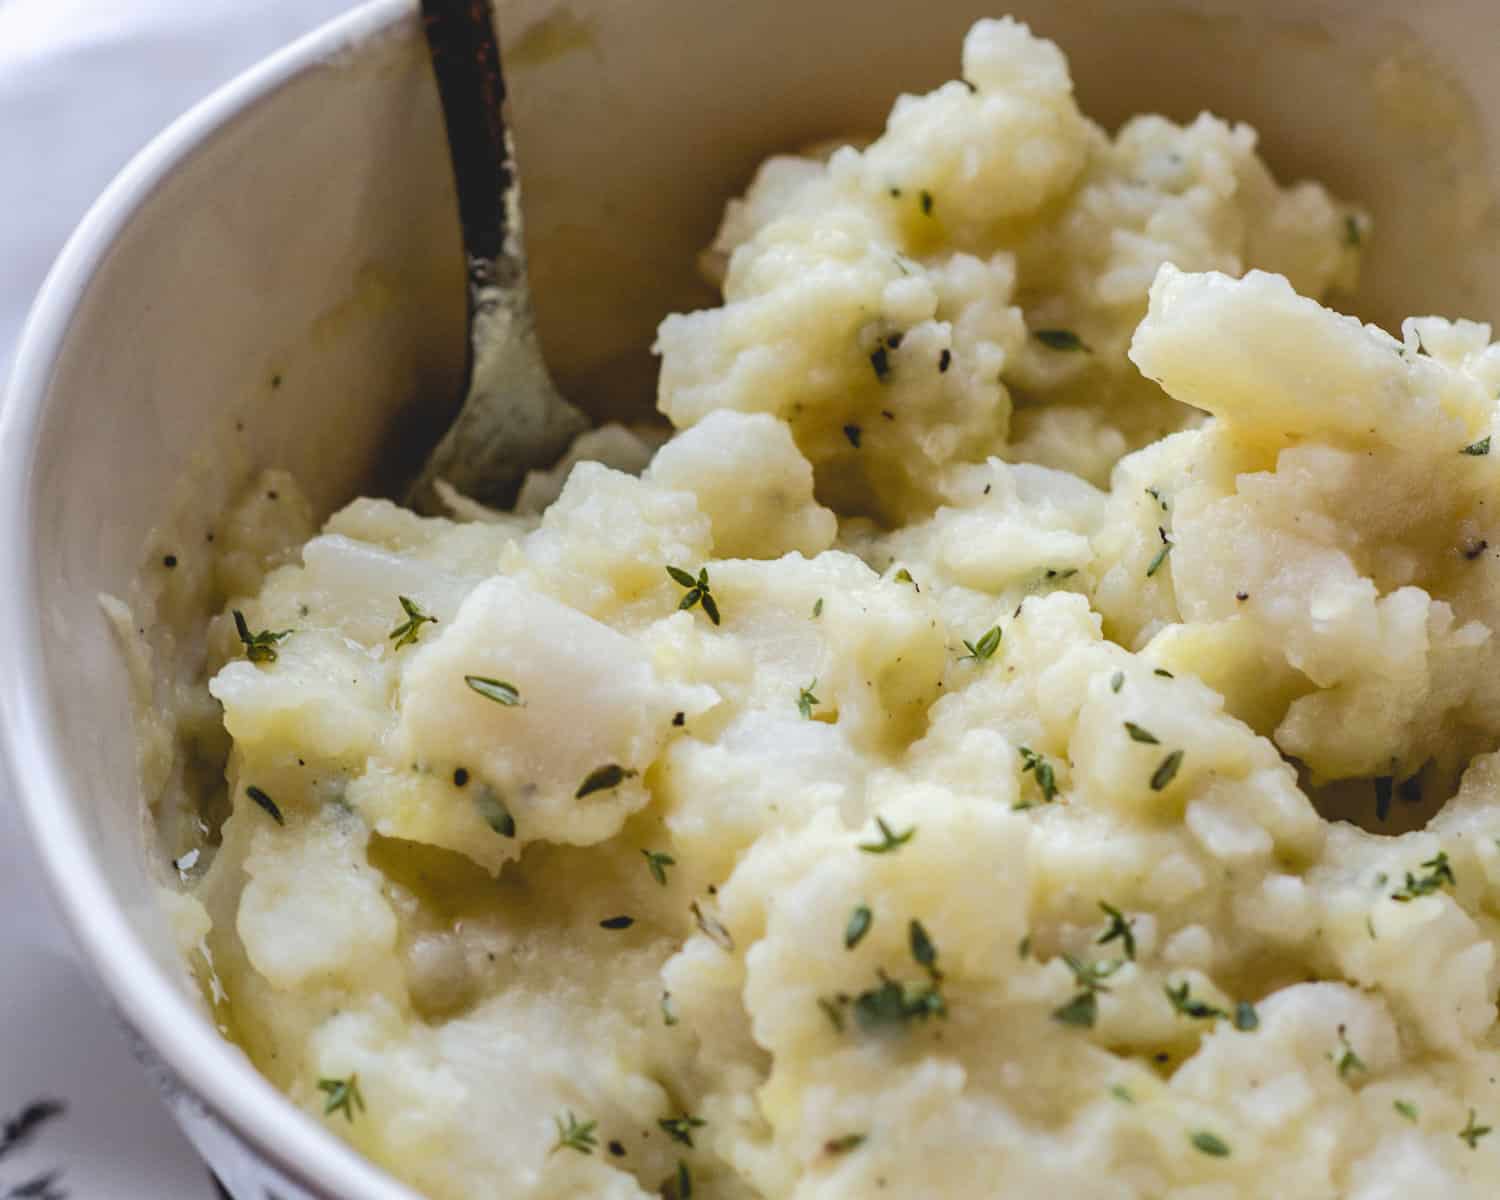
[173,19,1500,1200]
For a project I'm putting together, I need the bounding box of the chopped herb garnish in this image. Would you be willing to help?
[318,1074,365,1122]
[691,901,734,951]
[908,919,938,971]
[1124,722,1160,745]
[1190,1130,1230,1158]
[1146,537,1174,578]
[552,1110,598,1155]
[643,850,676,886]
[388,595,437,649]
[1391,851,1455,902]
[1233,1000,1259,1032]
[1461,1109,1492,1149]
[961,625,1002,662]
[893,567,918,589]
[233,609,290,663]
[667,565,722,625]
[851,970,947,1031]
[1145,486,1168,511]
[576,764,637,799]
[672,1160,693,1200]
[1034,329,1090,353]
[1110,671,1125,693]
[798,680,821,720]
[1394,1099,1419,1122]
[474,786,516,838]
[845,905,873,949]
[600,915,635,930]
[1463,436,1491,456]
[1052,955,1122,1029]
[658,1114,706,1148]
[869,346,891,381]
[825,1133,866,1154]
[1335,1026,1366,1078]
[1018,746,1059,804]
[1109,1084,1135,1104]
[661,991,679,1026]
[245,785,283,826]
[1018,934,1032,960]
[859,816,916,854]
[1165,980,1227,1021]
[1154,668,1175,678]
[812,597,824,619]
[465,675,521,706]
[1150,749,1184,791]
[1343,214,1362,247]
[920,189,934,215]
[844,423,863,448]
[1097,901,1136,961]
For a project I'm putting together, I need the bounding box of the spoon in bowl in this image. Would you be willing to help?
[407,0,588,513]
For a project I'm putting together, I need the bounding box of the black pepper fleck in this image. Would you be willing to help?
[1235,591,1249,601]
[600,916,635,930]
[1464,538,1489,560]
[672,712,686,727]
[869,346,890,381]
[162,554,177,568]
[885,332,904,350]
[938,348,952,373]
[453,767,470,788]
[608,1141,626,1158]
[844,424,863,449]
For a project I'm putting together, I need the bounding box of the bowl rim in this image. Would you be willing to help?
[0,2,424,1197]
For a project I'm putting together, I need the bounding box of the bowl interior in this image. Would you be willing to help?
[7,0,1500,1194]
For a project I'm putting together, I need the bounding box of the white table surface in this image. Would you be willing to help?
[0,3,362,1194]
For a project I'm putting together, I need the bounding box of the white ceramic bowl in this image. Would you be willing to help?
[5,0,1500,1196]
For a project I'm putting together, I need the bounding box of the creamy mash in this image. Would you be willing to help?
[162,18,1500,1199]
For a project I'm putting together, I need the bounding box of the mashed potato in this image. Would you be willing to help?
[163,17,1500,1199]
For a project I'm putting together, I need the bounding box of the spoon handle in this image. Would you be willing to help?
[421,0,515,288]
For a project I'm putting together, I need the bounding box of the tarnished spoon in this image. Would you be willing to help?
[408,0,587,513]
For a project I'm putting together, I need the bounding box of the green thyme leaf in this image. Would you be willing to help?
[667,565,721,625]
[909,919,938,972]
[1461,1109,1492,1149]
[1234,1000,1259,1032]
[552,1110,598,1155]
[245,785,283,826]
[1110,671,1125,693]
[474,785,516,838]
[893,567,918,589]
[672,1160,693,1200]
[465,675,521,706]
[1146,538,1174,578]
[318,1074,365,1122]
[961,625,1002,662]
[845,905,873,949]
[1150,749,1184,791]
[1034,329,1090,352]
[658,1114,706,1148]
[859,816,916,854]
[1053,954,1122,1029]
[691,901,734,952]
[798,680,821,720]
[1335,1026,1367,1078]
[1124,722,1159,745]
[1165,980,1227,1021]
[643,850,676,886]
[824,1133,867,1155]
[1390,850,1456,902]
[1394,1099,1419,1122]
[1018,746,1059,803]
[1343,214,1362,247]
[1097,901,1136,961]
[661,991,679,1026]
[812,597,824,619]
[1109,1084,1135,1104]
[233,609,291,663]
[388,595,437,649]
[1190,1130,1230,1158]
[576,764,638,799]
[1052,990,1098,1028]
[1463,436,1491,456]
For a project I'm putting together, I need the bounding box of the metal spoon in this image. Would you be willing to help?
[408,0,587,513]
